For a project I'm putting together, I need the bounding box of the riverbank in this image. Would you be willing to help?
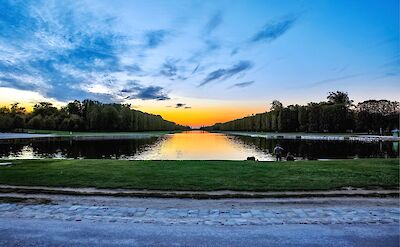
[0,130,177,143]
[219,131,400,142]
[0,159,398,192]
[25,129,179,137]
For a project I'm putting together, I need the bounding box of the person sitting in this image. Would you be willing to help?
[286,152,295,161]
[273,144,284,161]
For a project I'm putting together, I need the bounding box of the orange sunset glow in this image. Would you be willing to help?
[143,105,266,128]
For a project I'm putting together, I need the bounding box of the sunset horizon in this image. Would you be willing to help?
[1,0,398,128]
[0,1,399,245]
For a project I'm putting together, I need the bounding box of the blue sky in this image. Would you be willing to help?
[0,0,399,126]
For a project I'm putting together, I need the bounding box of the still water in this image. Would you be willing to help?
[0,131,398,160]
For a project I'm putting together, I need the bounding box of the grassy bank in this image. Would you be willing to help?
[0,159,398,191]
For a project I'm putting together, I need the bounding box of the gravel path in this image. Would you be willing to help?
[1,195,398,246]
[0,195,398,226]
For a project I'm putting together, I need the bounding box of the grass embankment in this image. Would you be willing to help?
[0,159,398,191]
[26,129,178,137]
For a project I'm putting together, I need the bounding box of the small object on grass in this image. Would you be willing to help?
[0,162,13,166]
[246,156,256,161]
[286,153,295,161]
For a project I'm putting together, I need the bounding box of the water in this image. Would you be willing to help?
[0,131,398,160]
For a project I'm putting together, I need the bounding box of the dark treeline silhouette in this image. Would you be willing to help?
[202,92,399,134]
[0,100,189,132]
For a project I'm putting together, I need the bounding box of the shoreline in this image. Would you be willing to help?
[0,131,175,143]
[1,130,398,143]
[219,131,400,142]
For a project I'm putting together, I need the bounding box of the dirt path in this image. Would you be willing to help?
[0,185,398,199]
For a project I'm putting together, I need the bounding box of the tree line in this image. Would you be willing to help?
[201,92,399,134]
[0,100,189,132]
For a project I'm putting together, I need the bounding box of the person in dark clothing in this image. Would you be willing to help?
[286,152,295,161]
[273,144,284,161]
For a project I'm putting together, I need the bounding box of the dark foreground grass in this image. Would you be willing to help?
[0,159,398,191]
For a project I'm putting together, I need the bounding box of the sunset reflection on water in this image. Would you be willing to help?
[134,131,272,161]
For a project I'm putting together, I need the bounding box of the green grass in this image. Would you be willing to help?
[26,129,179,137]
[0,159,398,191]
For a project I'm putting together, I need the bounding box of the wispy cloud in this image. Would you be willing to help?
[228,80,255,89]
[307,74,361,87]
[231,14,299,56]
[191,64,200,74]
[199,61,253,87]
[188,12,222,63]
[204,11,222,35]
[251,15,298,43]
[144,30,169,49]
[188,39,220,63]
[160,58,179,77]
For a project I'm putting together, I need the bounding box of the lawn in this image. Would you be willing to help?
[0,159,398,191]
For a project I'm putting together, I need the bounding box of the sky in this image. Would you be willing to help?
[0,0,399,127]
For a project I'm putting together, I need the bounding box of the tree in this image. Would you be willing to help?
[66,100,83,116]
[298,106,308,132]
[327,91,353,108]
[27,115,43,129]
[13,115,25,129]
[270,100,283,111]
[101,106,119,130]
[32,102,58,117]
[10,103,26,115]
[355,100,399,133]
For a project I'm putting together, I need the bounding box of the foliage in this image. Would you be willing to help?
[202,92,399,134]
[0,100,189,132]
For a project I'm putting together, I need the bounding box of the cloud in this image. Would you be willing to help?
[191,64,200,74]
[0,0,164,103]
[136,86,170,100]
[188,12,222,63]
[124,64,142,73]
[188,39,220,63]
[204,11,222,35]
[251,15,297,43]
[228,81,255,89]
[199,60,253,87]
[174,103,191,109]
[230,48,239,56]
[160,58,178,77]
[307,74,361,87]
[121,80,170,101]
[231,15,299,56]
[144,30,169,49]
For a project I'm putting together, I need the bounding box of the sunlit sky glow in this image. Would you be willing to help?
[0,0,399,127]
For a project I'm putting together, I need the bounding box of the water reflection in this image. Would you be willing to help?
[235,135,399,160]
[0,131,398,160]
[133,131,270,160]
[0,137,160,159]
